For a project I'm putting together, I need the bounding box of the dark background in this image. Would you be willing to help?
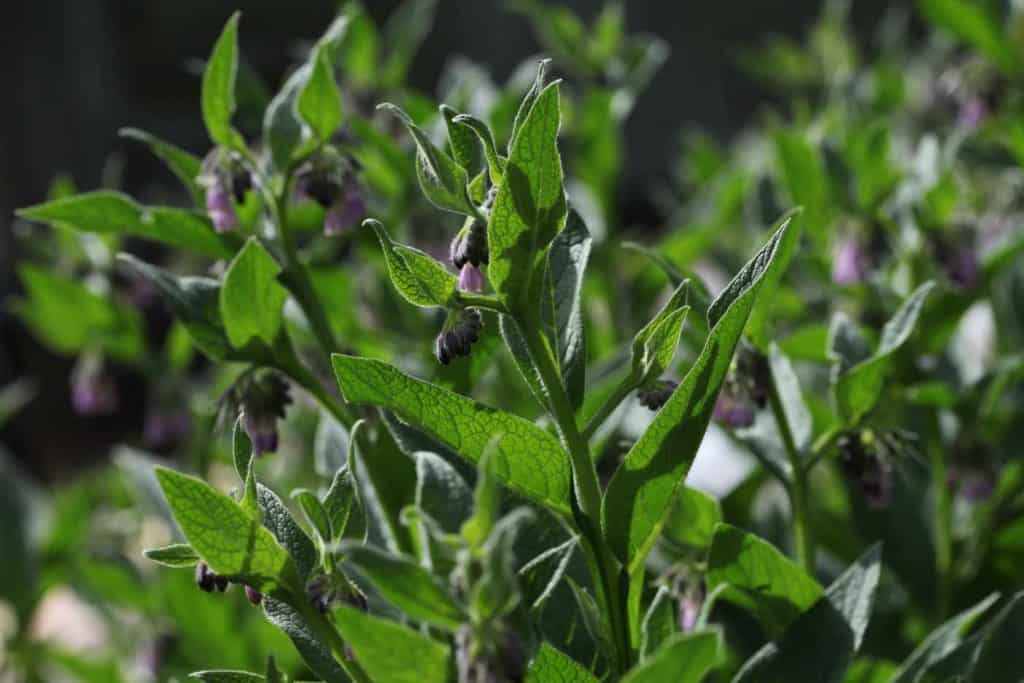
[0,0,907,481]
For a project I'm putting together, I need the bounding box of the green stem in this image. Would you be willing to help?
[517,317,632,675]
[582,373,638,441]
[766,374,815,574]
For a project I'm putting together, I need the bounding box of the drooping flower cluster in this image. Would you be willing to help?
[199,147,251,233]
[296,148,366,236]
[712,344,769,429]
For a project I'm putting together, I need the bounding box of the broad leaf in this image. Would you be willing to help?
[706,524,822,637]
[367,219,457,308]
[154,467,299,593]
[144,543,200,568]
[334,604,451,683]
[621,630,723,683]
[332,355,572,515]
[602,221,794,570]
[220,239,287,350]
[487,80,567,311]
[201,12,245,149]
[297,46,343,143]
[525,642,597,683]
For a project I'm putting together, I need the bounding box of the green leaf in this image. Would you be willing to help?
[323,465,365,542]
[378,102,475,215]
[257,484,319,581]
[640,588,678,660]
[297,46,343,143]
[415,451,474,535]
[291,489,331,545]
[367,219,457,308]
[119,127,203,205]
[189,672,263,682]
[219,239,288,349]
[621,630,723,683]
[154,467,299,594]
[262,597,349,683]
[773,130,829,243]
[661,486,722,551]
[233,415,253,482]
[734,544,883,683]
[525,642,597,683]
[453,112,506,183]
[602,222,794,570]
[334,604,451,683]
[834,281,934,424]
[13,265,144,361]
[918,0,1017,74]
[340,542,466,629]
[441,105,479,172]
[118,255,235,361]
[706,524,822,637]
[143,543,200,568]
[378,0,438,87]
[746,210,803,348]
[768,343,812,453]
[890,593,1000,683]
[349,419,417,554]
[968,593,1024,682]
[630,280,690,383]
[201,12,245,149]
[542,209,592,409]
[17,192,235,258]
[488,81,567,311]
[510,59,552,148]
[332,355,572,516]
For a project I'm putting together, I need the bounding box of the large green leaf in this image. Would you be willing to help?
[487,80,567,311]
[17,192,236,258]
[220,239,287,350]
[621,630,723,683]
[706,524,822,637]
[733,545,882,683]
[154,467,299,594]
[332,355,572,515]
[602,221,794,570]
[201,12,245,149]
[525,643,597,683]
[333,605,451,683]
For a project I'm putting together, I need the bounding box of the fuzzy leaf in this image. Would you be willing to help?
[322,465,365,542]
[525,643,597,683]
[291,489,331,544]
[441,104,479,172]
[262,597,349,683]
[332,355,572,516]
[334,605,451,683]
[367,219,457,308]
[257,484,318,581]
[630,280,690,383]
[453,112,506,183]
[201,12,245,149]
[220,239,287,350]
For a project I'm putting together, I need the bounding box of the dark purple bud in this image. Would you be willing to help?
[450,219,489,268]
[434,309,482,365]
[206,183,238,233]
[832,236,869,285]
[71,370,118,416]
[713,391,755,429]
[195,562,217,593]
[306,574,333,614]
[243,411,279,457]
[638,380,678,411]
[458,264,485,293]
[324,184,366,236]
[239,372,292,457]
[231,168,253,203]
[244,585,263,606]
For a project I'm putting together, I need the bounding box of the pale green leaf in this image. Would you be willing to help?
[220,239,287,349]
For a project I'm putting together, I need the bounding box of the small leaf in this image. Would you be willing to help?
[834,282,934,424]
[367,219,457,308]
[378,102,475,215]
[340,542,466,629]
[602,221,795,570]
[640,588,677,660]
[334,604,451,683]
[706,524,822,637]
[453,112,506,183]
[297,46,343,143]
[630,280,690,383]
[768,343,813,453]
[219,239,288,350]
[621,630,723,683]
[257,483,319,581]
[323,465,365,542]
[332,355,572,515]
[154,467,299,593]
[291,489,331,545]
[119,127,203,205]
[525,642,597,683]
[233,415,253,482]
[201,12,245,149]
[510,59,551,149]
[661,486,721,551]
[441,104,479,172]
[143,543,200,568]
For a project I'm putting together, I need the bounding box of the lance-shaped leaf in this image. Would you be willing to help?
[453,112,506,183]
[734,544,883,683]
[834,281,935,424]
[541,209,592,409]
[201,12,245,150]
[262,597,349,683]
[525,643,597,683]
[441,104,478,172]
[143,543,200,568]
[323,464,365,542]
[297,45,343,143]
[746,209,803,348]
[510,59,551,150]
[367,219,457,308]
[487,80,567,311]
[257,483,318,581]
[341,542,466,629]
[768,343,813,453]
[602,222,794,570]
[706,524,822,637]
[291,489,331,545]
[332,355,572,515]
[621,630,724,683]
[154,467,299,594]
[349,418,417,554]
[17,192,236,258]
[334,604,451,683]
[630,280,690,384]
[918,0,1018,75]
[378,102,475,215]
[220,239,287,350]
[119,127,203,205]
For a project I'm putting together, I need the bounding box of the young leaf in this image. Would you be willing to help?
[257,484,319,581]
[322,464,365,542]
[768,343,813,453]
[834,281,934,424]
[525,642,597,683]
[377,102,475,215]
[487,81,567,311]
[734,544,883,683]
[620,630,723,683]
[367,219,457,308]
[291,489,331,545]
[661,486,722,551]
[17,192,236,259]
[143,543,200,568]
[453,112,506,183]
[640,588,677,660]
[630,280,690,383]
[333,604,451,683]
[297,46,343,143]
[706,524,822,637]
[510,59,551,149]
[441,104,478,172]
[340,542,466,629]
[119,127,204,205]
[201,12,245,149]
[332,355,573,515]
[219,239,287,350]
[602,221,794,571]
[746,209,803,348]
[154,467,299,593]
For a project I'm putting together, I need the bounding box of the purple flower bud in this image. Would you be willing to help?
[712,391,755,429]
[195,562,217,593]
[458,264,485,293]
[71,370,118,416]
[434,309,482,365]
[206,183,238,233]
[243,410,279,457]
[678,593,702,632]
[832,236,869,285]
[244,585,263,606]
[324,185,366,236]
[638,380,678,411]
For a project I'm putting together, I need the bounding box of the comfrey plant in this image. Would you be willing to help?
[9,2,1024,683]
